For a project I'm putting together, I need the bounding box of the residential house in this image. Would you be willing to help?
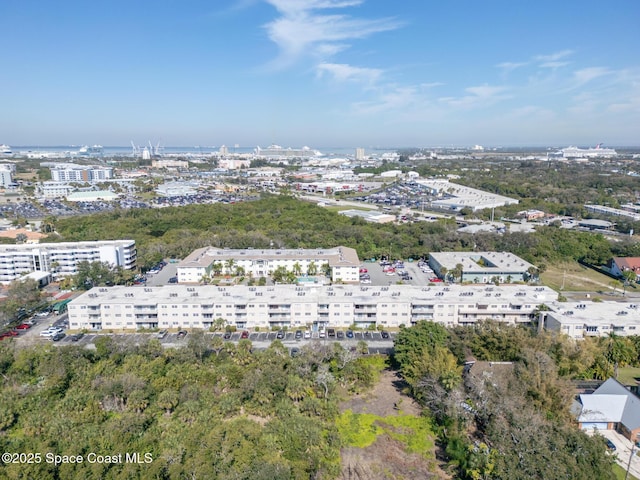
[576,378,640,443]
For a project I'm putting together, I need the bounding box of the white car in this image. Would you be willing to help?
[304,331,311,339]
[40,327,63,337]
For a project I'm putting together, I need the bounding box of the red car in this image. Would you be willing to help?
[15,323,31,330]
[429,277,443,283]
[241,331,249,339]
[359,268,368,273]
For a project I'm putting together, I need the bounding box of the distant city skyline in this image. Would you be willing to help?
[1,1,639,147]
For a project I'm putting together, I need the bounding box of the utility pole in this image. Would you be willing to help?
[625,443,636,480]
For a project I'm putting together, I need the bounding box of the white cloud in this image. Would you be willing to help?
[535,50,574,62]
[440,84,511,109]
[496,61,527,73]
[316,62,382,83]
[539,61,569,69]
[352,85,421,114]
[573,67,612,86]
[263,0,400,68]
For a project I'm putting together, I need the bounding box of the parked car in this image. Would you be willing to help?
[70,333,84,342]
[223,331,232,340]
[319,329,326,338]
[40,327,62,337]
[328,328,336,338]
[346,330,354,339]
[605,439,616,451]
[51,332,65,342]
[336,330,344,339]
[177,330,188,339]
[304,330,311,339]
[381,331,390,339]
[295,330,302,339]
[168,277,178,284]
[156,329,168,339]
[241,331,249,339]
[276,330,285,339]
[15,323,31,330]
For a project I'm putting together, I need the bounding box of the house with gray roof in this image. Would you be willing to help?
[576,378,640,443]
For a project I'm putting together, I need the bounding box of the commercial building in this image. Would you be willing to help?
[39,181,75,198]
[0,165,14,188]
[67,284,557,331]
[177,246,360,284]
[0,240,136,283]
[49,164,113,182]
[416,179,519,212]
[584,204,640,222]
[428,252,536,284]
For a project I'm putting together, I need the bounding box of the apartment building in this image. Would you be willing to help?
[177,246,360,284]
[0,240,136,283]
[428,251,535,283]
[67,284,556,331]
[49,164,113,183]
[544,302,640,339]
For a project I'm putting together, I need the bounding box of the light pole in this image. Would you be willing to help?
[625,442,637,480]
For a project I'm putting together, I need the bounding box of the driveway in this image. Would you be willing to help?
[588,429,640,478]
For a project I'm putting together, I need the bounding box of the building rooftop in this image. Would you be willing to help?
[429,251,535,273]
[178,246,360,269]
[71,283,557,308]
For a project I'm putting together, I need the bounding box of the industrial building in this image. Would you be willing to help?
[0,240,136,284]
[177,246,360,284]
[67,284,557,331]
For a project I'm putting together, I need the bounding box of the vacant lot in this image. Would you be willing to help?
[541,262,619,293]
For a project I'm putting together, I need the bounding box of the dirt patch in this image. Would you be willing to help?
[339,369,450,479]
[340,369,420,417]
[340,435,449,480]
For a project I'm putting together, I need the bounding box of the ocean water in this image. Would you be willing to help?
[10,145,392,157]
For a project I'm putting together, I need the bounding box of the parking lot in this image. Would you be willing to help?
[10,322,395,356]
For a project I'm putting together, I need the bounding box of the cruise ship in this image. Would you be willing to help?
[78,144,103,156]
[0,144,12,155]
[560,144,617,159]
[255,144,322,158]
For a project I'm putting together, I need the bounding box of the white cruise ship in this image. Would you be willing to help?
[255,144,322,158]
[78,144,103,156]
[560,144,617,158]
[0,144,12,155]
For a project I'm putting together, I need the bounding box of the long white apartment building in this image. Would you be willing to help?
[544,301,640,339]
[67,284,556,331]
[0,240,136,283]
[177,246,360,284]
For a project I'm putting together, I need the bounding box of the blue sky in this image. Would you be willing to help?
[1,0,639,147]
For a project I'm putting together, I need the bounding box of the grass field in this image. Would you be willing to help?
[613,463,639,480]
[541,262,620,293]
[616,367,640,386]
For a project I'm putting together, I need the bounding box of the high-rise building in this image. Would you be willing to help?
[355,147,365,161]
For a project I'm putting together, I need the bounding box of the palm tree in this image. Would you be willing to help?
[439,267,448,282]
[292,262,302,277]
[224,259,236,276]
[307,261,318,276]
